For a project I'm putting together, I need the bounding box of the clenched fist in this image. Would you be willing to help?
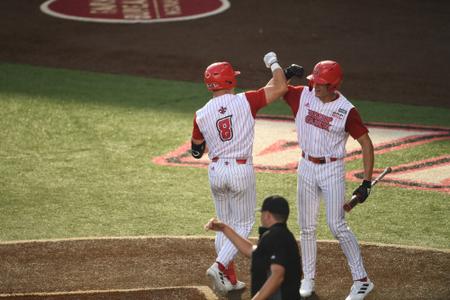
[263,51,278,68]
[352,180,372,203]
[204,217,226,232]
[284,64,305,80]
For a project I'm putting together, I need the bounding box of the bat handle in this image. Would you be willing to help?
[344,166,392,213]
[343,194,360,212]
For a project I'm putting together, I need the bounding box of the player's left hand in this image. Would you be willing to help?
[204,218,226,232]
[352,180,371,203]
[263,51,278,68]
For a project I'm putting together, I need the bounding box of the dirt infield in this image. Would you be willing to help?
[1,237,449,299]
[1,0,450,107]
[0,287,218,300]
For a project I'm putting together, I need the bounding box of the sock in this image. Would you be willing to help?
[225,261,237,285]
[216,261,226,272]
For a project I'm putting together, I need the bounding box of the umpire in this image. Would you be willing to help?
[205,195,302,300]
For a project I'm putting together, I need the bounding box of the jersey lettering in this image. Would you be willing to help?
[216,115,233,141]
[305,109,333,131]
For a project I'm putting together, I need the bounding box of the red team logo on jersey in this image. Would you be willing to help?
[218,106,227,114]
[305,109,333,131]
[216,116,233,141]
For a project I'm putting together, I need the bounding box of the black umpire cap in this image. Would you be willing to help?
[259,195,290,218]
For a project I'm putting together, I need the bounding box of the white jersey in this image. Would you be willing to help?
[296,88,355,158]
[193,89,267,271]
[196,93,255,161]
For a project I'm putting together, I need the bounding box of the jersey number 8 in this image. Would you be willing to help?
[216,116,233,142]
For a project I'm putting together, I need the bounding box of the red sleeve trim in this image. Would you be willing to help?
[192,113,204,140]
[345,108,368,139]
[283,85,304,116]
[245,89,267,118]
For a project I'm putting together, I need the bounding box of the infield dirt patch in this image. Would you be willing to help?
[1,236,449,299]
[1,0,449,108]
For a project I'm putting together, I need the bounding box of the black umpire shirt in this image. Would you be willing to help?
[251,223,302,300]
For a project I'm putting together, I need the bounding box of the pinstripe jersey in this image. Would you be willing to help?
[192,89,267,272]
[296,88,354,158]
[195,92,258,161]
[283,85,370,281]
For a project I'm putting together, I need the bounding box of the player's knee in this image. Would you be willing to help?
[327,221,346,238]
[300,227,317,240]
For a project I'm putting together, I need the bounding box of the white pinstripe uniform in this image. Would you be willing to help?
[285,86,369,281]
[194,90,266,267]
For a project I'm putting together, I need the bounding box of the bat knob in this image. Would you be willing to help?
[343,204,352,212]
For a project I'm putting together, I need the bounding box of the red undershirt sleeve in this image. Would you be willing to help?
[345,108,369,139]
[192,113,204,140]
[283,85,304,116]
[245,88,268,118]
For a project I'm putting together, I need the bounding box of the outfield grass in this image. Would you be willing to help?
[0,63,449,249]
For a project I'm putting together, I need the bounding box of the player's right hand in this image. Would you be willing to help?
[284,64,305,80]
[204,217,225,232]
[352,180,371,203]
[263,51,278,68]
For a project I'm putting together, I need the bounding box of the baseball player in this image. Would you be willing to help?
[191,52,288,296]
[204,195,302,300]
[282,60,375,300]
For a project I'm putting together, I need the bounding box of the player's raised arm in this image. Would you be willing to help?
[262,52,288,104]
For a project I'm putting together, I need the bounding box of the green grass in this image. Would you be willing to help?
[1,63,449,249]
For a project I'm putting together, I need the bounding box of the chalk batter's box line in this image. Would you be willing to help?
[347,155,450,193]
[153,118,450,175]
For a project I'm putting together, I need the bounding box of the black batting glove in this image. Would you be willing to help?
[284,64,305,80]
[352,180,372,203]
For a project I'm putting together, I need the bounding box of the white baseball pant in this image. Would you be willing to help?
[208,159,256,266]
[297,158,368,281]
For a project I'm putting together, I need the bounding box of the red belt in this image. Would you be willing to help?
[212,157,247,164]
[302,151,338,164]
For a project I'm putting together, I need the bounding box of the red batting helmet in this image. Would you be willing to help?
[204,62,240,91]
[307,60,343,92]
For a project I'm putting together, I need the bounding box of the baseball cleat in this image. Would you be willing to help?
[206,262,233,296]
[232,280,246,290]
[299,278,315,297]
[345,279,374,300]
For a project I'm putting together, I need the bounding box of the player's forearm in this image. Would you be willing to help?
[222,226,253,258]
[191,138,204,144]
[361,137,374,181]
[265,68,288,103]
[262,52,288,104]
[273,67,288,92]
